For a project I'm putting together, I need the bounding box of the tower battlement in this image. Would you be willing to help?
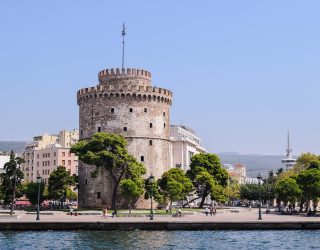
[98,68,152,86]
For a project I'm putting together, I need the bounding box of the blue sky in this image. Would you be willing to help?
[1,0,320,155]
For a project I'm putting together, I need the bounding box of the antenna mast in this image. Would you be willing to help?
[121,22,126,70]
[286,130,292,157]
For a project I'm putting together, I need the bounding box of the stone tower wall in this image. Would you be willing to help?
[77,68,172,208]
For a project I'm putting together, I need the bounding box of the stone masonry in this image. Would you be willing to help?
[77,68,173,208]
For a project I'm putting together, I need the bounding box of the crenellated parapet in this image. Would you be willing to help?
[77,84,173,105]
[98,68,152,86]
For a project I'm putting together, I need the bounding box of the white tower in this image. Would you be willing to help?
[281,131,296,170]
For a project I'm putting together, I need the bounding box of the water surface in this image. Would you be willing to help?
[0,230,318,249]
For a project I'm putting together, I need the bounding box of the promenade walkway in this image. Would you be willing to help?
[1,207,319,223]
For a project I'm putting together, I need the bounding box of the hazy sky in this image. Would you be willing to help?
[1,1,320,155]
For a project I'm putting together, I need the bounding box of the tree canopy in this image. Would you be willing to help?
[158,168,193,207]
[48,166,75,200]
[187,153,228,207]
[0,151,24,208]
[275,177,301,205]
[23,181,46,205]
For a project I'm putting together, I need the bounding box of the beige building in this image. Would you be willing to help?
[170,125,207,171]
[21,129,79,182]
[34,145,78,184]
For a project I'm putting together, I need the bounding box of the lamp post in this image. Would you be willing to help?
[148,174,155,220]
[257,174,262,220]
[36,176,42,221]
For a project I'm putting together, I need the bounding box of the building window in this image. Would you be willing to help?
[54,152,56,157]
[150,123,153,128]
[97,192,101,199]
[37,162,39,167]
[129,108,133,112]
[111,108,114,113]
[164,123,166,128]
[68,160,71,166]
[163,112,166,116]
[62,160,65,166]
[62,152,65,157]
[54,160,56,165]
[141,156,144,162]
[144,108,147,113]
[149,140,152,146]
[123,127,127,131]
[37,154,39,159]
[85,179,88,185]
[80,130,83,136]
[98,126,101,132]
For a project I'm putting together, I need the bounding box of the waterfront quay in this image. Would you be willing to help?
[2,208,320,231]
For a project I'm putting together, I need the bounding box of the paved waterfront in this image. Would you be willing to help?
[1,207,320,223]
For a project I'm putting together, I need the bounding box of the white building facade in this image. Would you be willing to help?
[170,125,207,171]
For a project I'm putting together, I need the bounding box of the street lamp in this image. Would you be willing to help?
[148,174,155,220]
[257,174,262,220]
[36,176,42,221]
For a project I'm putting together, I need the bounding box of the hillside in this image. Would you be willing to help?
[0,141,28,154]
[218,152,288,178]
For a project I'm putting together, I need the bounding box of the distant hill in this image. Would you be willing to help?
[0,141,28,154]
[217,152,290,178]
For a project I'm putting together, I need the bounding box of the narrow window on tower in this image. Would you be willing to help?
[164,123,166,128]
[150,123,153,128]
[141,156,144,162]
[98,126,101,132]
[85,179,88,185]
[129,108,133,112]
[149,140,152,146]
[111,108,114,113]
[97,192,101,199]
[163,112,166,116]
[123,127,127,131]
[144,108,147,113]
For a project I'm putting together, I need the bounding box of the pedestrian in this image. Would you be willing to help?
[210,206,213,216]
[104,207,108,219]
[102,208,106,218]
[178,207,182,217]
[205,207,209,216]
[70,206,73,216]
[165,205,169,214]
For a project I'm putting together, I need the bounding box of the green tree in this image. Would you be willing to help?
[293,153,320,173]
[71,132,146,209]
[187,153,228,207]
[158,168,193,209]
[23,181,46,205]
[296,168,320,210]
[0,151,24,214]
[275,177,301,206]
[48,166,75,202]
[120,179,143,213]
[307,160,320,170]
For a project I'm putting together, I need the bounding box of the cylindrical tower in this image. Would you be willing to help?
[77,68,173,208]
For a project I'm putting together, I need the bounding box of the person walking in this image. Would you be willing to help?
[205,207,209,216]
[102,208,106,218]
[165,205,169,214]
[104,207,108,219]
